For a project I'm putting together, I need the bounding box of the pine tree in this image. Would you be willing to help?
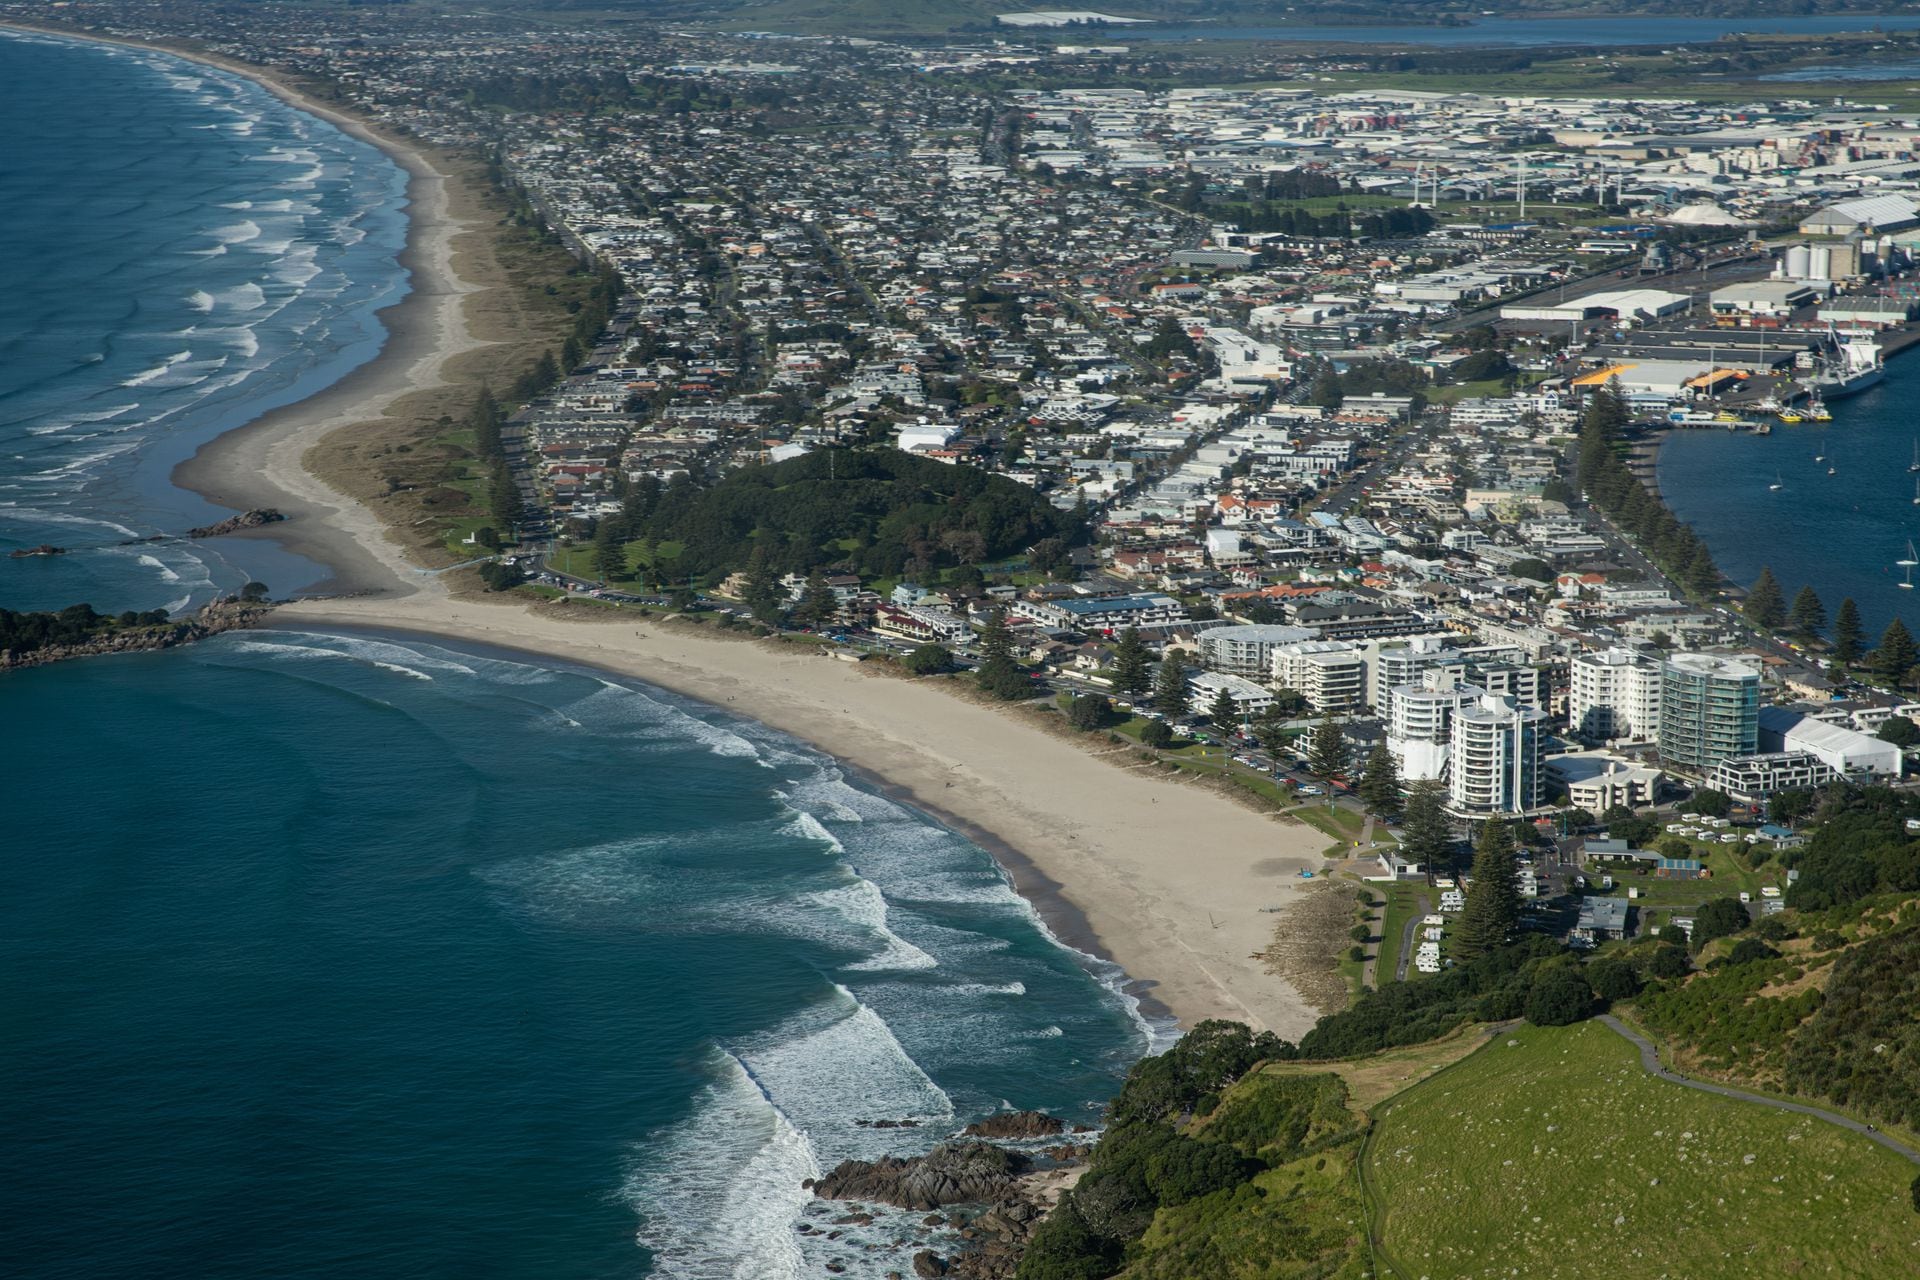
[1453,818,1520,960]
[799,570,838,628]
[1834,598,1866,665]
[1745,566,1786,629]
[592,519,626,582]
[1874,617,1919,679]
[1358,743,1403,820]
[743,547,783,624]
[1151,656,1189,719]
[1111,627,1151,698]
[976,608,1032,701]
[1307,716,1350,780]
[1253,706,1291,753]
[1399,780,1455,874]
[1209,686,1239,733]
[470,385,503,462]
[1788,585,1827,636]
[488,462,522,531]
[1684,544,1720,596]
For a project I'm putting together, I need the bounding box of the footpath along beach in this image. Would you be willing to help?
[60,29,1328,1039]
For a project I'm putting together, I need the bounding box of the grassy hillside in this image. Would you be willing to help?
[1630,895,1920,1137]
[1369,1021,1919,1279]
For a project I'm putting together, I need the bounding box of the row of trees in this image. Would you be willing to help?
[1576,381,1723,596]
[1741,567,1919,678]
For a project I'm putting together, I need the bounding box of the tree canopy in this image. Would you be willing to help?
[1453,818,1520,960]
[632,447,1080,583]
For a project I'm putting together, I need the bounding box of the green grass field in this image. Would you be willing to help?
[1368,1020,1920,1279]
[1372,882,1427,988]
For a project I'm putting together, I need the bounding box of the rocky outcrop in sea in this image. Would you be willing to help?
[808,1111,1086,1280]
[0,600,272,671]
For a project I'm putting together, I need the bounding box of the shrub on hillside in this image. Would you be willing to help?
[1587,958,1643,1002]
[1647,946,1692,979]
[1524,967,1596,1027]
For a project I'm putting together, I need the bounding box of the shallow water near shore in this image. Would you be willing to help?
[0,630,1149,1277]
[0,30,408,612]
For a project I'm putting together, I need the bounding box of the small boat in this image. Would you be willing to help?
[1828,464,1838,476]
[1778,409,1804,424]
[1910,439,1919,473]
[1912,476,1919,506]
[1770,473,1785,492]
[1900,542,1918,590]
[1715,410,1741,423]
[1806,396,1832,423]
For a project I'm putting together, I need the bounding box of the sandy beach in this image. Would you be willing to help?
[49,27,1326,1039]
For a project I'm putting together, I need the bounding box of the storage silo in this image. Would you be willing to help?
[1785,244,1812,278]
[1810,245,1833,280]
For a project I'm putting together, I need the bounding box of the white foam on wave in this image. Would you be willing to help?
[121,350,193,387]
[778,810,844,853]
[559,680,760,759]
[216,282,267,312]
[780,766,1174,1056]
[187,244,227,258]
[141,354,229,391]
[210,219,262,246]
[274,247,323,288]
[736,986,954,1164]
[268,631,479,677]
[199,325,260,360]
[26,405,138,436]
[220,636,436,684]
[808,881,937,973]
[253,145,320,166]
[624,1050,816,1280]
[219,200,253,211]
[4,508,142,538]
[136,554,182,584]
[24,442,139,483]
[185,290,214,313]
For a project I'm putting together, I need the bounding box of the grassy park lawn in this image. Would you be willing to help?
[1372,881,1427,987]
[1368,1020,1920,1279]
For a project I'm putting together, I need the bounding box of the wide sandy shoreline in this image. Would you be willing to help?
[15,23,1324,1038]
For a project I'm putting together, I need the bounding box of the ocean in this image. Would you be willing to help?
[0,30,408,614]
[1657,356,1920,641]
[0,32,1150,1279]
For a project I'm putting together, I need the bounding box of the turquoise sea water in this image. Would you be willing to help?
[1657,358,1920,641]
[0,34,1148,1278]
[0,31,408,613]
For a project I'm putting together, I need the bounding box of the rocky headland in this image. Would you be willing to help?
[0,599,272,671]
